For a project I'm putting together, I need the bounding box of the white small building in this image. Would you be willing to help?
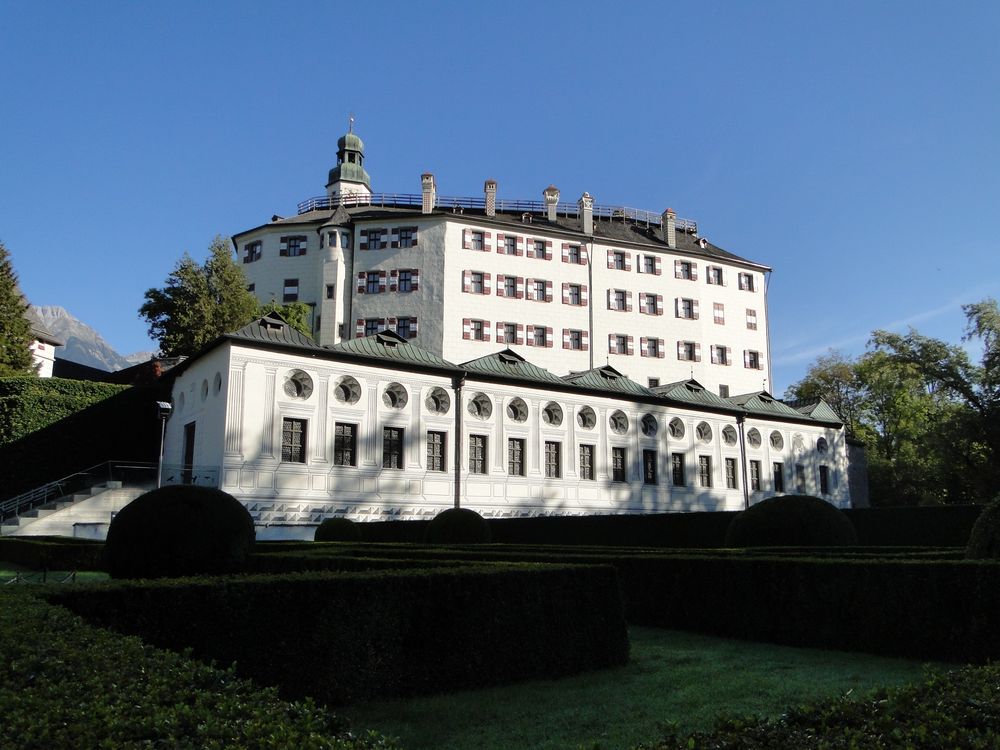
[26,308,63,377]
[161,314,850,531]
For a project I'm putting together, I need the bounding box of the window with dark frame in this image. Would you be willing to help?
[364,318,380,337]
[725,457,738,489]
[643,450,657,485]
[471,271,485,294]
[643,294,657,314]
[613,290,626,310]
[569,330,582,350]
[544,441,561,478]
[534,326,547,347]
[534,239,546,258]
[283,279,299,303]
[819,465,830,494]
[504,276,516,296]
[773,462,785,492]
[398,228,415,248]
[281,418,306,463]
[282,236,307,257]
[615,335,628,354]
[568,284,581,305]
[739,272,755,291]
[366,271,381,294]
[382,427,404,469]
[613,251,626,270]
[750,460,761,491]
[396,317,412,339]
[567,244,580,263]
[505,236,517,254]
[678,261,693,280]
[795,463,806,492]
[471,320,485,341]
[580,444,594,480]
[398,270,413,292]
[503,323,517,343]
[508,437,525,476]
[426,431,446,472]
[326,284,335,299]
[243,241,261,263]
[699,455,712,487]
[719,384,730,398]
[469,434,487,474]
[471,231,484,251]
[643,256,655,274]
[333,423,357,467]
[672,452,685,486]
[612,447,626,482]
[534,279,546,300]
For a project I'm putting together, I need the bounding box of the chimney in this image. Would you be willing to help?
[543,185,560,222]
[662,208,676,248]
[578,192,594,236]
[421,173,436,214]
[484,179,497,217]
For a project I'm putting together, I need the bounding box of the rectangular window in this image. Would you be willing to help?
[739,272,755,291]
[568,284,581,305]
[643,256,656,274]
[283,278,299,303]
[750,460,761,491]
[544,441,561,479]
[648,377,660,388]
[364,318,380,337]
[382,427,404,469]
[534,239,546,258]
[471,271,485,294]
[699,455,712,488]
[671,453,685,486]
[281,418,307,463]
[396,317,412,339]
[677,260,693,280]
[614,335,628,354]
[469,435,487,475]
[679,298,695,319]
[508,437,525,476]
[503,323,517,343]
[341,232,350,249]
[725,457,738,489]
[366,271,381,294]
[243,241,261,263]
[613,290,626,311]
[334,423,357,467]
[533,279,546,300]
[643,450,657,485]
[795,463,806,493]
[580,444,594,480]
[471,320,485,341]
[643,294,657,315]
[746,350,761,369]
[398,227,415,248]
[471,231,484,251]
[679,341,696,361]
[713,345,729,365]
[719,384,730,398]
[819,465,830,495]
[398,269,413,292]
[646,338,660,358]
[714,302,725,325]
[567,244,581,264]
[427,431,446,472]
[533,326,547,347]
[613,251,626,270]
[773,462,785,493]
[504,276,516,297]
[746,309,758,330]
[569,330,583,350]
[707,266,723,285]
[280,235,307,257]
[505,236,517,255]
[612,447,626,482]
[326,284,335,299]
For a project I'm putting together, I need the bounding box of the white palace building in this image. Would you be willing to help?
[161,129,851,529]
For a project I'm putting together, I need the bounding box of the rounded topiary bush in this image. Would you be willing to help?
[966,498,1000,559]
[725,494,858,548]
[424,507,492,544]
[314,516,362,542]
[105,485,255,579]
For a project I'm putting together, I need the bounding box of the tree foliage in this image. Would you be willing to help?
[139,237,262,356]
[0,241,37,376]
[259,300,313,338]
[786,299,1000,506]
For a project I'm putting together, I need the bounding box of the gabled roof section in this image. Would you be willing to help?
[785,397,844,424]
[228,313,321,350]
[727,391,804,419]
[461,348,566,385]
[325,330,460,370]
[653,379,734,409]
[561,366,655,397]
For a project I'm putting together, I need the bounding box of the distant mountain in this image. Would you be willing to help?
[30,306,151,372]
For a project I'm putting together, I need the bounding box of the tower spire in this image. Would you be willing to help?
[348,112,354,134]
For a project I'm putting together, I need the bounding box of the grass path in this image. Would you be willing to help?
[347,627,940,750]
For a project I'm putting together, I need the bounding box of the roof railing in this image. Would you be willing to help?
[296,193,697,234]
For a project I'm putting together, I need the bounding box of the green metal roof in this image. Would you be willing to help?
[227,313,322,350]
[561,366,655,397]
[786,398,844,424]
[461,349,567,385]
[325,330,460,370]
[727,391,805,419]
[653,379,735,409]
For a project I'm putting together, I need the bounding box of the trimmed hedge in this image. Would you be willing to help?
[639,665,1000,749]
[967,498,1000,559]
[105,485,255,578]
[0,377,126,446]
[46,564,629,704]
[0,536,105,570]
[725,495,858,547]
[0,589,396,749]
[315,517,363,542]
[845,504,983,547]
[425,507,491,543]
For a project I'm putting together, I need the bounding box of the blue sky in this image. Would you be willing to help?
[2,1,998,392]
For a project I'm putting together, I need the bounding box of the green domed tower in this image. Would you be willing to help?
[326,121,372,202]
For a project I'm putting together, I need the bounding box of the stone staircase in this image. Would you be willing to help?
[1,482,149,539]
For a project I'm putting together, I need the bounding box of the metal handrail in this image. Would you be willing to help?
[296,192,698,233]
[0,460,157,523]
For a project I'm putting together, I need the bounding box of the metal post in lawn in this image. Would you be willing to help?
[156,401,172,488]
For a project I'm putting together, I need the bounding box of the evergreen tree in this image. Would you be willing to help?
[140,237,259,357]
[0,241,38,376]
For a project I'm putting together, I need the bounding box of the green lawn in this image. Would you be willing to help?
[346,627,940,750]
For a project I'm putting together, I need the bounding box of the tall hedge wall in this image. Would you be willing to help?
[0,378,168,499]
[46,564,629,705]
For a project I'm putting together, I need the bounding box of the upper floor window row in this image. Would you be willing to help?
[355,316,419,339]
[279,235,308,257]
[356,269,422,294]
[672,260,757,292]
[359,226,418,251]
